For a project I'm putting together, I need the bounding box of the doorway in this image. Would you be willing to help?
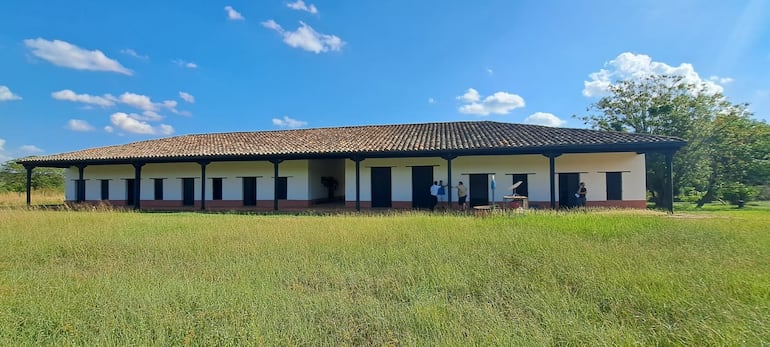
[469,174,489,207]
[411,166,434,209]
[182,178,195,206]
[125,179,135,206]
[370,167,392,208]
[559,173,580,208]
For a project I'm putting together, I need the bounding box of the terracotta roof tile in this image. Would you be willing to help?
[18,121,685,165]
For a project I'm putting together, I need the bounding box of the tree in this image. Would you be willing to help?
[577,74,770,207]
[0,161,65,193]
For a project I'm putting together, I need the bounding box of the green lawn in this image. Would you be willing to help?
[0,209,768,345]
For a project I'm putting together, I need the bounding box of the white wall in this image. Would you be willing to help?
[344,153,646,203]
[67,152,645,204]
[70,160,312,201]
[555,152,646,201]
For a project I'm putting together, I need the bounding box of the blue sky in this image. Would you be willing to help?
[1,0,768,161]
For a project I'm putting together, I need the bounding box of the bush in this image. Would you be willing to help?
[719,182,758,205]
[755,185,770,201]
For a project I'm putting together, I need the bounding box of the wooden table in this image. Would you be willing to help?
[503,195,528,209]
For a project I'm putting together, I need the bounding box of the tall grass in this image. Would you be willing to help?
[0,190,64,207]
[0,209,768,345]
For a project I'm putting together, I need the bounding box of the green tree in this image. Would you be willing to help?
[0,161,65,193]
[577,74,770,207]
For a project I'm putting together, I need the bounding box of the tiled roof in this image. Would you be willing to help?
[18,121,685,165]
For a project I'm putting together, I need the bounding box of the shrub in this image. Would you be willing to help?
[719,182,758,205]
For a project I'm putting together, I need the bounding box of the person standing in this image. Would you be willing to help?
[429,181,440,211]
[456,181,467,210]
[577,182,587,207]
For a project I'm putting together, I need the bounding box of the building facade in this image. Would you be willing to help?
[19,121,685,211]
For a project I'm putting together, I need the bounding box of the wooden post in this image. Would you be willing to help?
[443,154,457,209]
[665,151,674,214]
[199,161,209,211]
[133,163,144,210]
[24,165,34,206]
[352,157,364,211]
[77,165,86,203]
[543,152,561,209]
[271,159,283,211]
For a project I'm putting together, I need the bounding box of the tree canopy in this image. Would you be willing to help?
[0,161,65,193]
[578,75,770,207]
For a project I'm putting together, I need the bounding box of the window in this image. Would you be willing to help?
[511,174,529,197]
[606,172,622,200]
[276,177,288,200]
[154,179,164,200]
[100,180,109,200]
[212,178,223,200]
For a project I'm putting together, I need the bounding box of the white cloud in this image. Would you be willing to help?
[119,92,156,111]
[262,20,344,54]
[709,76,734,84]
[120,48,148,60]
[583,52,724,97]
[224,6,245,20]
[458,88,480,103]
[24,38,132,75]
[173,59,198,69]
[272,116,307,128]
[20,145,44,154]
[52,89,116,107]
[287,0,318,14]
[66,119,96,132]
[0,139,7,162]
[179,91,195,103]
[428,97,436,104]
[486,68,494,75]
[109,112,174,135]
[457,88,525,116]
[524,112,566,127]
[0,85,22,101]
[104,126,114,133]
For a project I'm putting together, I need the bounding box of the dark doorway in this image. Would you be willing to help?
[182,178,195,206]
[370,167,392,208]
[276,177,288,200]
[243,177,257,206]
[559,173,580,208]
[469,174,489,207]
[101,179,109,200]
[411,166,434,209]
[126,179,135,206]
[511,174,529,197]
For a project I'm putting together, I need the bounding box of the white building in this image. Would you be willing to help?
[18,121,685,211]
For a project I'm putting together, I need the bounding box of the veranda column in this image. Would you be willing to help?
[544,152,561,209]
[24,165,34,206]
[271,159,283,211]
[351,156,364,211]
[442,154,457,208]
[665,151,674,214]
[133,163,145,210]
[76,165,86,203]
[199,161,209,211]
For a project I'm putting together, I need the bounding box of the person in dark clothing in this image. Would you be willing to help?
[577,182,587,207]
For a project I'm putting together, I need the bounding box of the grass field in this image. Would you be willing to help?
[1,208,768,345]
